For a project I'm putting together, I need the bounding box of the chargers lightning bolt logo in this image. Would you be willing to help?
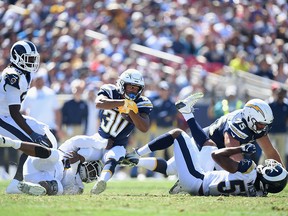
[246,104,265,117]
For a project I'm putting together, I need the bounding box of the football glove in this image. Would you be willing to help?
[124,99,138,114]
[241,143,256,155]
[237,159,256,174]
[30,132,51,148]
[118,99,139,114]
[118,105,130,114]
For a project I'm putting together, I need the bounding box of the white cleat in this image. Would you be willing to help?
[6,179,22,194]
[90,180,107,195]
[17,181,47,196]
[175,92,204,114]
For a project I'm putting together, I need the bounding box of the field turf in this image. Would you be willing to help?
[0,179,287,216]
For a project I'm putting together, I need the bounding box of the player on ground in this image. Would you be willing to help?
[121,94,288,196]
[0,40,57,194]
[0,135,103,196]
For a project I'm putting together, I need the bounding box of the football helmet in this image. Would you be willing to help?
[242,99,273,134]
[257,159,288,193]
[78,160,103,183]
[10,40,40,73]
[117,69,144,100]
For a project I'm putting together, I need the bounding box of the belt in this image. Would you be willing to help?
[198,183,204,196]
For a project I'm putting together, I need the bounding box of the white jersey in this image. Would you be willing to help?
[58,134,106,161]
[203,169,257,196]
[0,66,31,115]
[21,86,60,129]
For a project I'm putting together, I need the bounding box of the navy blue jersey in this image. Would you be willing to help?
[97,84,153,147]
[204,110,267,149]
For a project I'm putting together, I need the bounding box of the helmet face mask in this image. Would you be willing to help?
[10,40,40,73]
[257,159,288,193]
[242,99,273,134]
[78,160,103,183]
[117,69,144,100]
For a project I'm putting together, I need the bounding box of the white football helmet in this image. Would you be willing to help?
[10,40,40,73]
[257,159,288,193]
[242,99,273,134]
[78,160,103,183]
[117,69,144,100]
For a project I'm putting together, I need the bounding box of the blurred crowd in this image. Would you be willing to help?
[1,0,288,99]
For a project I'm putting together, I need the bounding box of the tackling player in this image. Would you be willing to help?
[0,40,57,194]
[122,94,288,196]
[184,95,283,166]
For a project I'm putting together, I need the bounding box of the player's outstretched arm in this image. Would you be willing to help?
[95,94,125,110]
[212,143,256,173]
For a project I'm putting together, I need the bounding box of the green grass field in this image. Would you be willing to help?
[0,179,287,216]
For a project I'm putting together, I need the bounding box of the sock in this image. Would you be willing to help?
[149,133,175,151]
[99,159,117,182]
[13,153,28,181]
[182,112,194,121]
[153,158,168,175]
[199,146,218,172]
[137,158,168,175]
[4,137,21,149]
[186,118,209,149]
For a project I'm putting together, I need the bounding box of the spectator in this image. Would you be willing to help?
[21,67,63,144]
[268,87,288,168]
[150,81,178,165]
[61,79,88,142]
[254,55,275,80]
[83,85,100,136]
[208,85,244,120]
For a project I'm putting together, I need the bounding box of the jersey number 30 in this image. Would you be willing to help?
[101,110,129,137]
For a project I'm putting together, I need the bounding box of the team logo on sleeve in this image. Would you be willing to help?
[4,74,20,91]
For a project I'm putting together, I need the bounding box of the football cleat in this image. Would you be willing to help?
[90,180,107,195]
[169,180,187,195]
[120,149,140,167]
[175,92,204,114]
[17,181,47,196]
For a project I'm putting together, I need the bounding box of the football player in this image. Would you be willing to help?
[122,93,287,196]
[0,40,58,194]
[52,69,152,195]
[0,135,103,196]
[181,95,283,166]
[89,68,153,195]
[124,130,287,196]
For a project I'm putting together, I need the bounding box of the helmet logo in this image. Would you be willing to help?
[246,104,265,118]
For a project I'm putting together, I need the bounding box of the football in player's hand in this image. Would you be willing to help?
[121,113,133,123]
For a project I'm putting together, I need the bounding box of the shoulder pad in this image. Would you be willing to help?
[98,84,119,99]
[4,73,20,91]
[136,96,153,112]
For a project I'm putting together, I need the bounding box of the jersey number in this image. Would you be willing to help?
[217,180,246,194]
[100,110,129,137]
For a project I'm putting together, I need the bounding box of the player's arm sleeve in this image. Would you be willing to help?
[5,84,22,105]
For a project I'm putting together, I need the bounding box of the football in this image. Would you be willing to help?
[121,113,133,123]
